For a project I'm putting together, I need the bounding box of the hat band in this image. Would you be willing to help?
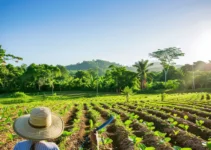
[28,119,48,128]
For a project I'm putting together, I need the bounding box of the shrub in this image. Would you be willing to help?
[11,92,29,98]
[0,99,26,104]
[146,80,180,90]
[161,93,167,101]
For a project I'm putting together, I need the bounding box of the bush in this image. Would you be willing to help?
[11,92,29,98]
[0,99,26,104]
[161,93,167,101]
[164,80,180,90]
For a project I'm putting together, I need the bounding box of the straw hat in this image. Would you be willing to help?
[13,107,64,141]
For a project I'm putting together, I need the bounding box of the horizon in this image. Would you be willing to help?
[1,0,211,66]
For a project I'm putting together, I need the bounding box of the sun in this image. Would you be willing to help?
[191,28,211,61]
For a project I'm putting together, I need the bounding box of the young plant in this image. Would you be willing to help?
[62,131,72,137]
[138,144,155,150]
[145,122,155,131]
[167,118,178,128]
[178,124,189,131]
[7,133,16,141]
[173,146,192,150]
[184,115,188,120]
[196,120,204,128]
[101,137,113,145]
[129,135,143,149]
[173,130,180,136]
[154,131,171,144]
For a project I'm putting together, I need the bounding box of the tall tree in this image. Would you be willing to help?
[0,45,22,66]
[133,59,153,90]
[149,47,184,83]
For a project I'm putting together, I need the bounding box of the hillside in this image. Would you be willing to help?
[66,59,181,75]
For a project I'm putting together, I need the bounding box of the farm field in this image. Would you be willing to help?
[1,92,211,150]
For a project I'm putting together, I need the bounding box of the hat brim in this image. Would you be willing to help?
[13,113,64,141]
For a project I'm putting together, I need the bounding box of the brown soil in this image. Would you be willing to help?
[162,106,211,129]
[120,104,207,150]
[107,125,134,150]
[64,106,87,149]
[146,108,211,140]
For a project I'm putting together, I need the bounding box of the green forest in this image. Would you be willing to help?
[1,45,211,94]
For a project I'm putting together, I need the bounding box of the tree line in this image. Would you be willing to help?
[1,45,211,93]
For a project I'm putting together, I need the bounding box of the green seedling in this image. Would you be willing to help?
[62,131,72,137]
[178,124,189,131]
[196,120,204,127]
[129,135,143,148]
[7,133,16,141]
[184,115,188,120]
[173,130,180,136]
[124,120,133,126]
[89,119,94,129]
[101,137,113,145]
[138,144,155,150]
[173,146,192,150]
[167,118,178,128]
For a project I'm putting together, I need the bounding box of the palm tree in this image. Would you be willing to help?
[133,59,154,90]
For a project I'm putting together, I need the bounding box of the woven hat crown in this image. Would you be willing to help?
[29,107,52,127]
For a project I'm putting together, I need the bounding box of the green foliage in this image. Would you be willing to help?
[184,115,188,120]
[7,133,16,141]
[89,119,94,129]
[129,135,143,144]
[196,120,204,127]
[173,146,192,150]
[161,93,166,101]
[149,47,184,82]
[62,131,72,137]
[122,86,133,102]
[101,137,113,145]
[202,141,211,150]
[201,94,205,100]
[133,59,154,90]
[206,93,211,100]
[178,124,189,131]
[11,92,29,98]
[122,86,133,95]
[138,144,155,150]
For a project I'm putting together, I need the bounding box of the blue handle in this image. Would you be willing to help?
[95,116,114,132]
[80,116,114,148]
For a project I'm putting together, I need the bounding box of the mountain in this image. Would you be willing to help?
[66,59,122,75]
[66,59,182,75]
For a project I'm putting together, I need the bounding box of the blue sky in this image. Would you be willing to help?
[0,0,211,66]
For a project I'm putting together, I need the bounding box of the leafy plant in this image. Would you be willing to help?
[145,122,155,131]
[62,131,72,136]
[173,130,180,136]
[184,115,188,120]
[7,133,16,141]
[178,124,189,131]
[173,146,192,150]
[167,118,178,128]
[124,120,133,126]
[138,144,155,150]
[161,93,166,101]
[154,131,171,144]
[129,135,143,145]
[89,119,94,129]
[196,120,204,128]
[101,137,113,145]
